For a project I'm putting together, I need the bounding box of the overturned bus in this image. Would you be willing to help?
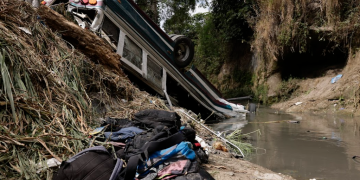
[42,0,249,118]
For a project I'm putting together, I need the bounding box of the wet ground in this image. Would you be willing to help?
[211,107,360,180]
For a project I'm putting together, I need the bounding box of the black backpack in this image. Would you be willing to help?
[133,109,181,129]
[53,146,123,180]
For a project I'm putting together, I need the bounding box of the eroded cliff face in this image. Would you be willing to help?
[247,0,360,114]
[215,43,254,98]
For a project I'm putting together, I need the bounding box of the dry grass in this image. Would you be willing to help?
[0,1,168,179]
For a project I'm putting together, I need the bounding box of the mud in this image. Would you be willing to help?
[204,153,295,180]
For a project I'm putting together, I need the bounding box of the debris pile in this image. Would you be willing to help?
[55,109,214,180]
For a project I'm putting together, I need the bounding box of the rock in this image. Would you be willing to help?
[213,141,228,152]
[266,73,282,97]
[225,153,232,158]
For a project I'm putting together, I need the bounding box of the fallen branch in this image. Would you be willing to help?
[0,135,25,146]
[37,138,62,162]
[37,5,126,77]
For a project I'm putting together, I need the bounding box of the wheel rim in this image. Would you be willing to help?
[176,43,190,62]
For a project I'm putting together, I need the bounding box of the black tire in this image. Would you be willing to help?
[248,103,257,113]
[171,35,194,68]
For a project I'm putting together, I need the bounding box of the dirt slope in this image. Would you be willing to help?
[271,51,360,116]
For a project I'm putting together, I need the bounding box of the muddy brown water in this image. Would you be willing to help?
[210,107,360,180]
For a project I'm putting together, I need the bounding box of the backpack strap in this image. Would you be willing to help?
[124,131,187,179]
[110,158,123,180]
[67,146,109,163]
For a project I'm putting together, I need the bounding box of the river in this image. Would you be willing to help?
[210,106,360,180]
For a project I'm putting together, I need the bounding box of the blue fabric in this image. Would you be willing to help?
[138,141,196,173]
[331,74,342,84]
[151,141,195,161]
[104,127,143,141]
[226,104,233,110]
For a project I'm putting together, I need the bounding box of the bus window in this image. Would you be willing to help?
[147,56,162,88]
[102,16,120,46]
[123,35,142,69]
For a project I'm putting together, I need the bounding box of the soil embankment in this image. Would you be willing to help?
[246,0,360,115]
[270,50,360,116]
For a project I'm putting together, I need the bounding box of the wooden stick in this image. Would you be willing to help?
[37,138,62,162]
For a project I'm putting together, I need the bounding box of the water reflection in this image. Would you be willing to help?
[211,107,360,180]
[210,116,248,132]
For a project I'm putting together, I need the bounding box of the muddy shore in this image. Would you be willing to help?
[205,153,295,180]
[177,109,296,180]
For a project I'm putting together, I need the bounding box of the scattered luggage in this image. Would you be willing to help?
[53,109,214,180]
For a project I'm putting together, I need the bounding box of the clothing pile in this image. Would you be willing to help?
[52,109,214,180]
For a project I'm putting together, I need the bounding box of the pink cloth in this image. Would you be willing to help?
[157,160,189,179]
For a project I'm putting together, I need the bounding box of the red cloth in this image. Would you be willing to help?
[81,0,89,4]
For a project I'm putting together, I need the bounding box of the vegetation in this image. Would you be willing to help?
[135,0,200,34]
[134,0,160,24]
[226,129,257,157]
[211,0,254,42]
[191,1,255,98]
[191,13,224,75]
